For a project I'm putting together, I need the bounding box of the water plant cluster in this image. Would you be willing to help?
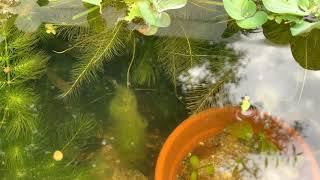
[223,0,320,36]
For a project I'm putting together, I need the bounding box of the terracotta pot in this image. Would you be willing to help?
[155,107,320,180]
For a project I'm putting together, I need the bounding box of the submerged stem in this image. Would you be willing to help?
[127,37,136,88]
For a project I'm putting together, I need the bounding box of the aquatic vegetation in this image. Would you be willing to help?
[124,0,187,35]
[223,0,320,36]
[187,155,215,180]
[109,86,147,165]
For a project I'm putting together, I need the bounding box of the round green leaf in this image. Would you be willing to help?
[263,21,292,44]
[237,11,268,29]
[223,0,249,20]
[290,30,320,70]
[242,0,257,18]
[262,0,308,16]
[137,0,157,25]
[290,21,320,36]
[154,12,171,27]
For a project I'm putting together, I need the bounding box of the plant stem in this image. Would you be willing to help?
[127,37,136,88]
[72,6,99,20]
[3,30,10,83]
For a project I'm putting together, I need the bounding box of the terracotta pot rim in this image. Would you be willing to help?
[155,107,320,180]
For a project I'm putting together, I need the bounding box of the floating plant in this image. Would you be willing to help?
[223,0,320,36]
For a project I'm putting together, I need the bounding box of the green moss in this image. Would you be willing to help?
[109,86,147,166]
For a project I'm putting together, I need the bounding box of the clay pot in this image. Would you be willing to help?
[155,107,320,180]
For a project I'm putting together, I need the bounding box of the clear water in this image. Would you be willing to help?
[1,0,320,179]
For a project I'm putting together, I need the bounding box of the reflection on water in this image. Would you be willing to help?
[226,32,320,156]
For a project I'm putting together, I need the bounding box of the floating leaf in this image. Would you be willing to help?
[237,11,268,29]
[262,0,308,16]
[154,12,171,27]
[137,0,157,25]
[241,0,257,18]
[290,21,320,36]
[223,0,256,20]
[298,0,310,11]
[124,3,142,22]
[154,0,188,12]
[290,29,320,70]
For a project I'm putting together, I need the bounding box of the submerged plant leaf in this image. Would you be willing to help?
[226,121,253,141]
[190,171,198,180]
[61,24,126,98]
[206,164,215,175]
[237,11,268,29]
[290,29,320,70]
[190,155,200,169]
[263,21,292,44]
[258,133,278,153]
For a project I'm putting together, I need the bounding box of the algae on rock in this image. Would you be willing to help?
[109,86,147,166]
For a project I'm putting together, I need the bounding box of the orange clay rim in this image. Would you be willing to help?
[155,107,320,180]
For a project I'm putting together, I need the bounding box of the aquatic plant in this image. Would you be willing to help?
[188,155,215,180]
[223,0,320,36]
[0,20,48,138]
[124,0,188,35]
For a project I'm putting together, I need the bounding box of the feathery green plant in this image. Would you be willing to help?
[60,23,127,98]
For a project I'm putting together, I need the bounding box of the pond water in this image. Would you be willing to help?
[0,0,320,179]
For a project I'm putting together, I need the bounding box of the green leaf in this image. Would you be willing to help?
[290,30,320,70]
[262,0,308,16]
[206,164,215,175]
[82,0,102,6]
[236,11,268,29]
[262,21,292,44]
[137,0,158,25]
[154,12,171,27]
[298,0,310,11]
[241,0,257,18]
[259,133,278,153]
[190,171,198,180]
[290,21,320,36]
[226,121,253,141]
[124,4,142,22]
[190,155,200,169]
[223,0,256,20]
[154,0,188,12]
